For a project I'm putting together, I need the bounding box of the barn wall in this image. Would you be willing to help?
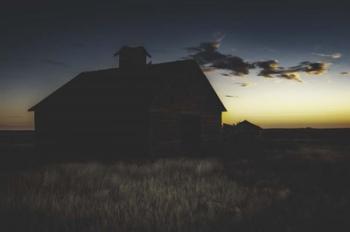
[149,110,222,156]
[200,113,222,154]
[148,66,224,156]
[200,113,222,142]
[149,111,181,156]
[34,107,149,154]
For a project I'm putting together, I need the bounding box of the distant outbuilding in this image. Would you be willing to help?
[232,120,262,141]
[234,120,262,132]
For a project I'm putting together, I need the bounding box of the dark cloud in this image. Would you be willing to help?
[235,82,250,87]
[186,39,331,82]
[301,62,329,75]
[225,95,239,98]
[278,73,302,82]
[212,56,253,76]
[254,60,280,78]
[186,37,253,76]
[254,61,328,82]
[254,60,279,71]
[40,59,70,68]
[186,43,226,65]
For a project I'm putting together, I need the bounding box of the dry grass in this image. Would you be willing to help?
[0,159,287,232]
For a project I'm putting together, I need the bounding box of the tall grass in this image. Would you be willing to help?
[0,159,287,232]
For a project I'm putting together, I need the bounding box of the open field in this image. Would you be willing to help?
[0,130,350,231]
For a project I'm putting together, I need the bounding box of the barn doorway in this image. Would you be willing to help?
[179,114,201,153]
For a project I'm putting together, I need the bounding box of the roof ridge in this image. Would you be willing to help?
[80,59,197,73]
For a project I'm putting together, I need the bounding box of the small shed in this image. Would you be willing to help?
[232,120,262,141]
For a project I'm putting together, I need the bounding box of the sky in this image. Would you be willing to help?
[1,0,350,129]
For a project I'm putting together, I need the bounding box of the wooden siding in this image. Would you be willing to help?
[149,110,221,156]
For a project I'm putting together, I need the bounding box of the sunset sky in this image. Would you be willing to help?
[1,0,350,129]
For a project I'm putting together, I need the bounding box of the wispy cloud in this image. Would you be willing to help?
[340,71,350,76]
[40,59,70,68]
[312,52,342,59]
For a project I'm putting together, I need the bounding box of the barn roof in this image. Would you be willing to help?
[28,60,226,112]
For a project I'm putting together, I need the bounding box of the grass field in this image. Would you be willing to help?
[0,131,350,231]
[0,159,291,232]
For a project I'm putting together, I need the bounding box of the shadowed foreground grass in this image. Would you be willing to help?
[0,159,289,232]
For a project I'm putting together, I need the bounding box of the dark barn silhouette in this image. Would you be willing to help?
[29,46,226,157]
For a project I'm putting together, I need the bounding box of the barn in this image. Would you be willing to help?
[28,46,226,156]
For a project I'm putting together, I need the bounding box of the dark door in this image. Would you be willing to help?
[180,114,201,153]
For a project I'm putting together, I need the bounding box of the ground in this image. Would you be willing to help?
[0,131,350,232]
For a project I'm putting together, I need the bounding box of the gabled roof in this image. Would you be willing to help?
[28,59,226,112]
